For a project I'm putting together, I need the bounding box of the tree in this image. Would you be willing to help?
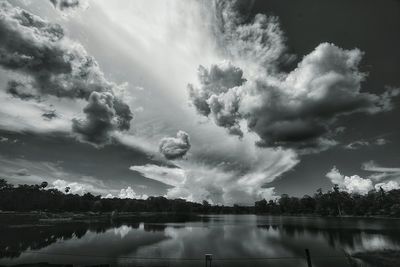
[0,179,13,190]
[202,200,211,213]
[40,181,48,189]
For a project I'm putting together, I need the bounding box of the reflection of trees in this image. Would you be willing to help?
[144,223,168,232]
[0,221,141,259]
[0,214,201,260]
[257,224,400,251]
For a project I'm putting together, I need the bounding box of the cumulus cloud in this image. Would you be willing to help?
[51,179,95,195]
[0,2,132,144]
[6,80,39,101]
[130,146,295,205]
[213,0,293,72]
[326,167,373,195]
[374,181,400,191]
[104,186,148,200]
[189,2,398,152]
[159,131,191,160]
[188,61,245,137]
[130,162,280,205]
[50,178,111,196]
[73,92,119,145]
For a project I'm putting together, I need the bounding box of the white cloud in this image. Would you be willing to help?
[375,181,400,191]
[130,155,292,205]
[345,140,370,150]
[326,166,400,194]
[362,161,400,173]
[344,137,389,150]
[103,186,148,200]
[159,131,191,160]
[326,167,373,195]
[52,179,94,195]
[375,138,388,146]
[130,164,186,187]
[362,161,400,181]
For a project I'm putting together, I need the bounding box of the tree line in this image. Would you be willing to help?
[1,179,400,217]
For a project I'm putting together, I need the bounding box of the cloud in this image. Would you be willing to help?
[0,155,114,195]
[72,92,122,145]
[326,165,400,194]
[344,140,370,150]
[375,181,400,191]
[42,109,58,120]
[213,0,294,72]
[0,2,132,144]
[49,0,80,10]
[344,137,389,150]
[15,168,29,176]
[130,164,186,187]
[159,131,191,160]
[6,80,39,101]
[130,149,295,205]
[362,161,400,173]
[51,179,100,195]
[189,2,399,153]
[104,186,148,200]
[362,161,400,181]
[326,167,373,195]
[188,61,245,137]
[375,138,388,146]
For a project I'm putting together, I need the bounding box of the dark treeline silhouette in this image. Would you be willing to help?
[1,179,400,217]
[255,185,400,217]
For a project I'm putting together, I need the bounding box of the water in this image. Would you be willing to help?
[1,215,400,267]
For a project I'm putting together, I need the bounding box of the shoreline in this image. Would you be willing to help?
[1,211,400,225]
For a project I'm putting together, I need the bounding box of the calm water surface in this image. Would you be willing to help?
[1,215,400,267]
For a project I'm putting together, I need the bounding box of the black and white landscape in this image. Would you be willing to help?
[0,0,400,267]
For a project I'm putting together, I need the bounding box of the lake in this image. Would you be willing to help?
[1,215,400,267]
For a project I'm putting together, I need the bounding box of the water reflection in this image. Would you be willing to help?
[0,215,399,267]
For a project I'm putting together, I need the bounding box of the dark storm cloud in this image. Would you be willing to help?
[6,80,39,101]
[189,1,399,153]
[42,109,58,120]
[49,0,80,10]
[188,62,245,137]
[73,92,118,145]
[0,2,132,144]
[159,131,191,160]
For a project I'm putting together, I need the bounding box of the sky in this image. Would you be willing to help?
[0,0,399,205]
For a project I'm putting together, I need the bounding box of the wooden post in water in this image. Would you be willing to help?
[205,254,212,267]
[305,249,312,267]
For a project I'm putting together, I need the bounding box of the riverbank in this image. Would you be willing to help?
[1,211,399,226]
[0,211,203,226]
